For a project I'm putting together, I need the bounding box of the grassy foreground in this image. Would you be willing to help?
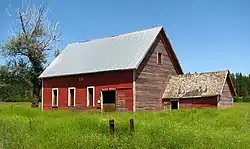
[0,103,250,149]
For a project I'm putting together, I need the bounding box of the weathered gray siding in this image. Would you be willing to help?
[219,78,233,107]
[134,35,178,111]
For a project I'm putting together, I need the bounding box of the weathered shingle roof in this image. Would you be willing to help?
[162,71,232,99]
[39,26,163,78]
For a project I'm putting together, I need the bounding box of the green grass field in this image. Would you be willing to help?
[0,102,250,149]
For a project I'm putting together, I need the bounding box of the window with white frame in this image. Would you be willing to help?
[87,86,95,107]
[52,88,58,107]
[157,52,162,65]
[68,87,76,107]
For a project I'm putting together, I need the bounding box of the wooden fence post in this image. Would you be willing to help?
[109,119,115,135]
[130,118,134,135]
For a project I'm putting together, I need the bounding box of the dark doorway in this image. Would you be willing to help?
[102,90,116,112]
[171,100,179,109]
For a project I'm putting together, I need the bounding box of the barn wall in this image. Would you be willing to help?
[42,70,133,111]
[179,97,218,109]
[135,34,179,111]
[163,97,217,109]
[219,78,234,107]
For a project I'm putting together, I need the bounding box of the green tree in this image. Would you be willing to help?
[247,74,250,96]
[0,65,31,101]
[0,1,60,107]
[232,72,250,97]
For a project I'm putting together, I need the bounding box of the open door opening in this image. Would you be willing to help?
[171,100,179,110]
[102,90,116,112]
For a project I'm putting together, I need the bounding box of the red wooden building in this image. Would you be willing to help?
[39,26,236,111]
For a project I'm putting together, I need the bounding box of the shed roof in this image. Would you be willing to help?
[162,70,236,99]
[39,26,163,78]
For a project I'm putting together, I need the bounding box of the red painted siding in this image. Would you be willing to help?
[179,97,217,108]
[163,96,217,109]
[42,70,133,111]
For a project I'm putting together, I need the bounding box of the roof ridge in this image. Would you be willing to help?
[69,26,163,45]
[173,70,229,77]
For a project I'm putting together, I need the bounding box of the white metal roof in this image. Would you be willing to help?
[39,26,162,78]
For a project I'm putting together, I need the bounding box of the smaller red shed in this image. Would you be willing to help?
[162,71,236,109]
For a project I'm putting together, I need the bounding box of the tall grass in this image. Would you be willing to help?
[0,102,250,149]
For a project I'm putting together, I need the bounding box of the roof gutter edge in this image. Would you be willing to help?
[163,94,220,99]
[38,68,136,79]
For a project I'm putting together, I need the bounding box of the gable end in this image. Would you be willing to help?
[220,71,237,97]
[159,29,183,75]
[134,30,182,111]
[135,28,183,75]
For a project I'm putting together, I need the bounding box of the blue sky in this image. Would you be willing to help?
[0,0,249,74]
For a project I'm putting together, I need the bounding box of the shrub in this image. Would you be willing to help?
[242,96,250,102]
[3,97,32,102]
[234,96,243,102]
[234,96,250,102]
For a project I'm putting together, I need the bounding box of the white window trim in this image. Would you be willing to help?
[177,100,180,109]
[41,80,44,110]
[217,96,221,107]
[101,91,103,112]
[68,87,76,107]
[87,86,95,107]
[133,70,136,112]
[157,52,162,65]
[52,88,59,107]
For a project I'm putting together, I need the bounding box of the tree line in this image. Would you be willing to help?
[231,73,250,102]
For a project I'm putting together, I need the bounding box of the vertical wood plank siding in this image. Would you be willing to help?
[42,70,134,111]
[219,78,234,107]
[135,34,178,111]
